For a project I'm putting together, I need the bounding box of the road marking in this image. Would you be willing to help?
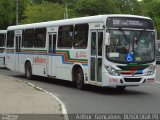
[155,81,160,84]
[1,75,69,120]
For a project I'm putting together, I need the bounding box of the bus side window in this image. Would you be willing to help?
[23,29,34,48]
[74,24,88,49]
[98,32,103,56]
[34,28,46,48]
[58,25,73,48]
[0,33,5,47]
[7,31,14,48]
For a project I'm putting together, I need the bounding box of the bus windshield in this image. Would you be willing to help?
[106,29,155,63]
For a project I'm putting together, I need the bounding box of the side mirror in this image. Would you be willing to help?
[105,33,110,45]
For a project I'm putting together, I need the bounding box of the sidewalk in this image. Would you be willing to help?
[0,75,64,120]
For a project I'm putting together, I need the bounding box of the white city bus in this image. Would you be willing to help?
[5,15,156,89]
[0,30,7,68]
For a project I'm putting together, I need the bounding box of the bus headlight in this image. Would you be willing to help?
[105,66,119,76]
[144,65,156,76]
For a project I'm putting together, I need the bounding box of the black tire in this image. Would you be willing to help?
[116,86,126,90]
[25,62,32,80]
[76,68,85,90]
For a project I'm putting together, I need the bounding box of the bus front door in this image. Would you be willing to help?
[15,35,22,71]
[48,33,57,77]
[90,30,103,84]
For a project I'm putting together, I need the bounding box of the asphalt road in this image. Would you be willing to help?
[0,66,160,114]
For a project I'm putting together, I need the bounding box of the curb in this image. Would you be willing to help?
[155,81,160,84]
[0,75,69,120]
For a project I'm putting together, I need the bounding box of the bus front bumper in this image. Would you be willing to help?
[102,72,156,87]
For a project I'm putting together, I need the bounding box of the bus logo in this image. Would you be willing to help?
[126,54,134,62]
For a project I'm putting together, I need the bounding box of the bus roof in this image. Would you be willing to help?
[0,30,7,33]
[7,14,152,30]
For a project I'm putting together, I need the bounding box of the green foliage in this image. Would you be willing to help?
[140,0,160,39]
[0,0,31,29]
[73,0,121,16]
[116,0,142,15]
[21,2,66,23]
[32,0,43,4]
[0,0,15,29]
[0,0,160,39]
[19,0,31,22]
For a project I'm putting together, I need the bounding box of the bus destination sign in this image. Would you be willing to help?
[107,17,154,29]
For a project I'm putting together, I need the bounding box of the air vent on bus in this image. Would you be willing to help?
[124,78,141,82]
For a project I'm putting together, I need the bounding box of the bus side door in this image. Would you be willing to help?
[90,30,103,84]
[15,30,22,72]
[48,32,57,77]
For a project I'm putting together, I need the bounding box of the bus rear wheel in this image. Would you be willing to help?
[76,68,85,90]
[25,62,32,80]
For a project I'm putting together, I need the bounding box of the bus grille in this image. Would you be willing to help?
[124,78,141,82]
[117,65,149,75]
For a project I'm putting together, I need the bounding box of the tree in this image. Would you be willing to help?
[0,0,15,29]
[44,0,75,4]
[0,0,31,29]
[140,0,160,39]
[18,0,31,23]
[116,0,142,15]
[73,0,120,16]
[21,1,66,23]
[32,0,43,4]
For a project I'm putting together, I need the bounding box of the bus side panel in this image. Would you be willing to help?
[18,52,47,77]
[55,55,72,81]
[55,49,88,81]
[18,53,31,74]
[18,53,25,73]
[0,53,5,67]
[32,55,47,77]
[5,53,15,71]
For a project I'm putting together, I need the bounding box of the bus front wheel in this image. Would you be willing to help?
[76,68,85,90]
[25,62,32,80]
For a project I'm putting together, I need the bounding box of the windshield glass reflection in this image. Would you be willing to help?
[106,29,155,63]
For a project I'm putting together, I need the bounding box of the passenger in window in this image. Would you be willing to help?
[133,36,138,49]
[75,38,87,48]
[74,33,87,48]
[136,38,147,55]
[34,34,44,47]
